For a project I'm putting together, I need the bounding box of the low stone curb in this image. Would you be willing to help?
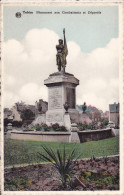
[4,154,119,171]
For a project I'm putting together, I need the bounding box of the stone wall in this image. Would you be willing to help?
[78,129,113,143]
[9,128,116,143]
[11,131,71,142]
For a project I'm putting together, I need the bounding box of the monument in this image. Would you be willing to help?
[11,29,80,143]
[44,29,79,130]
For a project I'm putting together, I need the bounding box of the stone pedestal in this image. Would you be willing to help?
[7,123,12,131]
[70,123,80,143]
[32,114,46,126]
[44,72,79,126]
[64,113,71,131]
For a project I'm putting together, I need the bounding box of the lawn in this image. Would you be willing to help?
[4,136,119,167]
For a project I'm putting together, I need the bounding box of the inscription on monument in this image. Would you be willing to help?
[46,113,63,123]
[49,87,62,110]
[66,88,75,108]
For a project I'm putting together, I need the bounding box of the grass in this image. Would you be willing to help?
[4,137,119,167]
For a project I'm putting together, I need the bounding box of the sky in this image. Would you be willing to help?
[3,5,119,111]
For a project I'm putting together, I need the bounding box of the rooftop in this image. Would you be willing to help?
[109,103,119,113]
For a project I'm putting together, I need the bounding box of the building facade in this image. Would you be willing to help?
[109,103,119,127]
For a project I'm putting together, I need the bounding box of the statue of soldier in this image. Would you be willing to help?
[56,28,68,72]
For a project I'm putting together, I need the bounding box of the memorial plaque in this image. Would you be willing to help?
[66,88,75,108]
[46,113,63,123]
[49,87,62,110]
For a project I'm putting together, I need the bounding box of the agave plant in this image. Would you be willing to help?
[38,145,80,189]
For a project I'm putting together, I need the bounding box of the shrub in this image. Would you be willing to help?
[21,109,35,120]
[51,123,60,130]
[4,177,32,191]
[38,145,80,189]
[4,118,11,127]
[78,123,88,131]
[53,125,67,132]
[29,123,67,132]
[43,124,49,131]
[101,118,109,127]
[78,122,99,131]
[12,121,23,127]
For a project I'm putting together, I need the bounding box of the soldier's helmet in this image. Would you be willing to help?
[59,39,63,44]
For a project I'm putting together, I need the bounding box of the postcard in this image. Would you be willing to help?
[0,1,124,195]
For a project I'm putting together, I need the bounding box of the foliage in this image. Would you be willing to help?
[30,123,67,132]
[37,145,80,188]
[4,177,32,191]
[51,123,60,130]
[101,118,109,127]
[21,109,35,120]
[79,170,119,190]
[15,101,25,106]
[4,118,11,127]
[12,121,23,127]
[51,123,67,131]
[4,137,119,167]
[78,122,97,131]
[4,118,23,128]
[78,123,88,131]
[30,124,48,131]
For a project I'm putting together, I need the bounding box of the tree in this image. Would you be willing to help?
[102,118,109,127]
[21,109,35,121]
[4,118,11,127]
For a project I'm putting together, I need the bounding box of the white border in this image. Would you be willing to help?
[1,1,124,195]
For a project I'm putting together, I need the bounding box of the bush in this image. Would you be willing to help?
[30,124,48,131]
[78,123,98,131]
[51,123,60,130]
[4,118,11,127]
[29,123,67,132]
[5,177,32,191]
[4,119,23,128]
[38,145,80,189]
[78,123,88,131]
[12,121,23,127]
[52,123,67,131]
[21,109,35,121]
[101,118,109,127]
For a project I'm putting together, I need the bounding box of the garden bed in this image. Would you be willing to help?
[4,156,119,191]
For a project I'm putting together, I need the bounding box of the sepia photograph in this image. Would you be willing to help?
[1,2,123,194]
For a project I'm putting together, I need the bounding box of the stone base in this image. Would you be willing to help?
[44,71,79,126]
[32,114,46,125]
[46,110,65,126]
[70,123,80,143]
[64,113,71,131]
